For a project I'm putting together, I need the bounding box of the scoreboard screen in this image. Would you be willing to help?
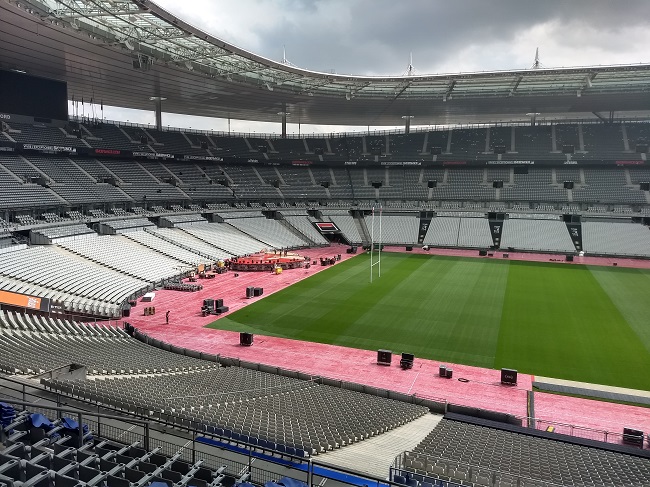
[0,70,68,121]
[313,221,340,234]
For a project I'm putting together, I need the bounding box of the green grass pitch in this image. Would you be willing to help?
[208,253,650,391]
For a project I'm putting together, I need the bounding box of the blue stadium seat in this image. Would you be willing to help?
[278,477,307,487]
[394,475,407,485]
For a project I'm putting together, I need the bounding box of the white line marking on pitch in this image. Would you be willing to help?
[407,371,421,394]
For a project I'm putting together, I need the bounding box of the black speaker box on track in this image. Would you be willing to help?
[406,246,413,251]
[122,307,130,318]
[240,332,254,346]
[400,352,415,370]
[479,250,488,256]
[246,287,254,298]
[216,306,229,314]
[439,365,447,377]
[203,299,214,308]
[501,368,518,385]
[253,287,263,297]
[623,428,644,446]
[566,254,574,262]
[377,349,392,366]
[215,299,224,308]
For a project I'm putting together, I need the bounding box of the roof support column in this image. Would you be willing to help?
[526,112,540,127]
[402,115,414,135]
[150,96,166,131]
[278,110,289,139]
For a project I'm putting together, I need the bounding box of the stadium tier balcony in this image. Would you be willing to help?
[146,129,205,155]
[389,132,426,161]
[81,122,138,150]
[99,160,188,202]
[622,122,650,153]
[267,137,307,160]
[221,165,280,200]
[211,135,253,158]
[515,125,553,157]
[554,124,580,153]
[582,123,626,157]
[38,151,126,204]
[0,160,64,210]
[110,207,133,217]
[449,128,487,159]
[488,126,512,153]
[65,210,85,221]
[15,215,39,226]
[7,122,87,148]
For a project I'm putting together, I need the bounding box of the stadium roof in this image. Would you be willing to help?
[3,0,650,126]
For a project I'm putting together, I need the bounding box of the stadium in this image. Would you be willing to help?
[1,0,650,486]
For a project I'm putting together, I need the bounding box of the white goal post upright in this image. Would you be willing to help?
[370,205,382,283]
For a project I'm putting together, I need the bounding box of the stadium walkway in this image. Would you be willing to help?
[317,413,443,476]
[125,244,650,444]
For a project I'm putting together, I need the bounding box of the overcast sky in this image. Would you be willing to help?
[98,0,650,134]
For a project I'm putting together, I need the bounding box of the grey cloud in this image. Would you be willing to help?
[248,0,650,74]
